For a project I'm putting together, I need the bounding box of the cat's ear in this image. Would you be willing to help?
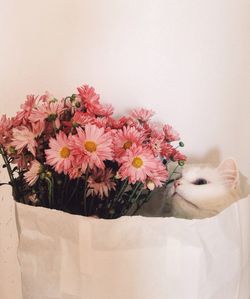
[217,158,239,189]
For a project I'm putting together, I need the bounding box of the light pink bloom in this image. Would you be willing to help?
[45,131,73,174]
[11,126,37,156]
[24,160,41,186]
[70,125,113,172]
[161,143,174,159]
[87,168,116,198]
[118,145,167,184]
[113,126,145,159]
[13,95,37,126]
[163,124,180,142]
[131,108,155,123]
[29,100,64,130]
[77,85,100,110]
[147,164,169,188]
[171,149,187,162]
[0,115,13,146]
[72,111,94,126]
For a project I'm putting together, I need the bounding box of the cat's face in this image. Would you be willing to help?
[169,159,240,219]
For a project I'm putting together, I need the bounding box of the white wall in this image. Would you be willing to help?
[0,0,249,177]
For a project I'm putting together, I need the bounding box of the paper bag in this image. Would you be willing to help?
[15,188,250,299]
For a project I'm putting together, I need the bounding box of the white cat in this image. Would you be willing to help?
[138,158,240,219]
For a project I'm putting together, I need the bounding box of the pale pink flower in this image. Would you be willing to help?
[24,160,42,186]
[91,103,114,117]
[163,124,180,142]
[70,124,113,172]
[113,126,145,159]
[72,111,94,126]
[45,131,73,174]
[118,145,166,184]
[0,115,13,146]
[147,164,169,188]
[87,168,116,198]
[11,126,38,156]
[77,85,100,111]
[171,149,187,162]
[29,100,64,130]
[149,136,164,157]
[131,108,155,123]
[13,95,37,126]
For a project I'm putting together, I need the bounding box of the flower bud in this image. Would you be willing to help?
[147,180,155,191]
[179,141,184,147]
[178,160,185,166]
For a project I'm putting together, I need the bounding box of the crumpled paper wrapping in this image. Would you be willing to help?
[16,188,250,299]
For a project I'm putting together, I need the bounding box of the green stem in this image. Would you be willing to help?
[82,167,89,216]
[164,164,180,186]
[45,177,53,208]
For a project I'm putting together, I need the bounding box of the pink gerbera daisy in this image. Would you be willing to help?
[24,160,42,186]
[113,126,145,159]
[11,126,38,156]
[87,168,116,198]
[70,124,113,172]
[45,131,73,175]
[118,145,165,184]
[131,108,155,123]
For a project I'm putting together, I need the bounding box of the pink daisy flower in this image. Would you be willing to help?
[87,168,116,198]
[13,95,37,126]
[70,124,113,172]
[77,85,100,111]
[0,115,13,146]
[11,126,38,156]
[45,131,73,175]
[131,108,155,123]
[24,160,42,186]
[29,100,64,131]
[163,124,180,142]
[171,149,187,162]
[118,145,165,184]
[113,126,145,159]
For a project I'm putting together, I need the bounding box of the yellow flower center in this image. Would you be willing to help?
[60,147,70,158]
[132,156,143,168]
[84,141,97,152]
[123,140,133,150]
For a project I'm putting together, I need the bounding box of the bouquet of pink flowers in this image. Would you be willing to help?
[0,85,186,218]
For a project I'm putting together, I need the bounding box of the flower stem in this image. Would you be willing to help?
[82,167,89,216]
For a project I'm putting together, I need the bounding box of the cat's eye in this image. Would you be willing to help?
[193,178,208,185]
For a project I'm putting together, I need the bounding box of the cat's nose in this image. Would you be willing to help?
[174,180,181,188]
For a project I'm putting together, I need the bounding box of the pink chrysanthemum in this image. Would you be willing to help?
[24,160,42,186]
[163,124,180,142]
[45,131,73,175]
[13,95,37,126]
[113,126,145,159]
[131,108,155,123]
[0,115,13,146]
[11,126,37,156]
[70,124,113,172]
[171,149,187,162]
[77,85,100,110]
[87,168,116,198]
[118,145,167,184]
[29,100,64,131]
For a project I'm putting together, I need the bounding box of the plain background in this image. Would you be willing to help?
[0,1,249,298]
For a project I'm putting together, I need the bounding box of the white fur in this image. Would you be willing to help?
[169,159,240,219]
[138,158,240,219]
